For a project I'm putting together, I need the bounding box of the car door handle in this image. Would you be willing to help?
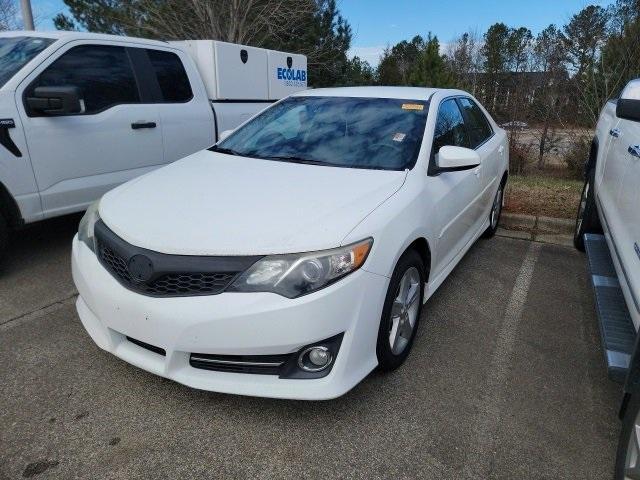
[131,121,156,130]
[498,145,505,154]
[474,166,481,176]
[629,145,640,158]
[610,128,621,138]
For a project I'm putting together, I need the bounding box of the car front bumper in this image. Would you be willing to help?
[71,235,389,400]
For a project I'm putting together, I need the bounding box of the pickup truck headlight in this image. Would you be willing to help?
[78,200,101,252]
[229,238,373,298]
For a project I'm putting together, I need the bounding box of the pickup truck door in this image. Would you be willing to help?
[430,98,485,275]
[15,41,165,218]
[143,47,215,163]
[615,117,640,322]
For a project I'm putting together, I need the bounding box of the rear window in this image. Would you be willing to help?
[0,37,55,87]
[147,49,192,103]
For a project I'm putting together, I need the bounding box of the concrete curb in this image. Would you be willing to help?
[499,212,574,248]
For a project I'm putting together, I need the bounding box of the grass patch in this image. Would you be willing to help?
[504,174,583,219]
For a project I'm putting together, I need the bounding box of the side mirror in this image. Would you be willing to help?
[26,86,82,116]
[219,129,234,141]
[436,146,481,173]
[617,99,640,122]
[617,78,640,122]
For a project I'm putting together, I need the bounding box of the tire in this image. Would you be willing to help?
[573,168,601,251]
[483,180,505,238]
[0,213,7,263]
[614,393,640,480]
[376,249,425,371]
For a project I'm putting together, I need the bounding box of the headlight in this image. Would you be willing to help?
[228,238,373,298]
[78,199,101,252]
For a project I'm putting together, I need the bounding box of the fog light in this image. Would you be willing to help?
[298,346,333,372]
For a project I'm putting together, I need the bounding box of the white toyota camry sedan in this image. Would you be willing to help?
[72,87,508,400]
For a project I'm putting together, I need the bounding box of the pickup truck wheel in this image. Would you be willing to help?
[615,393,640,480]
[483,182,504,238]
[376,249,425,371]
[0,213,7,262]
[574,168,601,251]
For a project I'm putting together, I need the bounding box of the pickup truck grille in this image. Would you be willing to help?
[94,220,262,298]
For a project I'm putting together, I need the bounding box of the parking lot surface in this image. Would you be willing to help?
[0,216,621,479]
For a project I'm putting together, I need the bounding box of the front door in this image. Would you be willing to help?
[16,41,165,218]
[430,98,484,275]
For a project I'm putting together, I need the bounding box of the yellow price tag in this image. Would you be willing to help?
[401,103,424,111]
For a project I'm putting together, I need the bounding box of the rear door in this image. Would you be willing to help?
[457,96,502,215]
[16,41,164,218]
[144,47,215,162]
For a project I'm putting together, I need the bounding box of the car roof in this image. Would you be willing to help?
[293,86,467,101]
[0,30,170,48]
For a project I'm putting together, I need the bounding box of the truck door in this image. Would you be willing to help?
[616,117,640,324]
[16,41,164,218]
[143,47,215,162]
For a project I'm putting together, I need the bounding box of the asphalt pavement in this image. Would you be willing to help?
[0,215,622,479]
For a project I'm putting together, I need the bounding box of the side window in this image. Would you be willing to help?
[147,49,193,103]
[27,44,139,115]
[458,97,493,148]
[433,99,469,153]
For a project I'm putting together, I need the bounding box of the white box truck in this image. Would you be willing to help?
[0,31,307,259]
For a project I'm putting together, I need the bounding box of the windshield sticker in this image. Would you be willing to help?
[402,103,424,111]
[392,133,406,142]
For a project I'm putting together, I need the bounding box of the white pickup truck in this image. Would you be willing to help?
[573,79,640,478]
[0,31,307,260]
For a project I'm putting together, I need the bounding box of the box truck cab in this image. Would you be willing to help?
[0,31,307,260]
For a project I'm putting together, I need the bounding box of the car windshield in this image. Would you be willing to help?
[213,96,429,170]
[0,36,56,88]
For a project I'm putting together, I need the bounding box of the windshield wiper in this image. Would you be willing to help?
[208,145,242,156]
[255,155,328,166]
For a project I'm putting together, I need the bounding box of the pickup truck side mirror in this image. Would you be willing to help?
[218,129,234,142]
[26,86,83,116]
[617,99,640,122]
[617,78,640,122]
[435,146,481,173]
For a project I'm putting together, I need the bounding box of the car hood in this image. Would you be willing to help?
[99,150,407,255]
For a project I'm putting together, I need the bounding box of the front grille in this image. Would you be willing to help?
[93,220,262,298]
[189,353,291,375]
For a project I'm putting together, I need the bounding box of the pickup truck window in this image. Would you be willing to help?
[215,96,429,171]
[0,37,55,87]
[458,97,493,148]
[147,49,193,103]
[27,45,140,115]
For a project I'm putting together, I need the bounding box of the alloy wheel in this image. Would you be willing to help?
[388,266,421,355]
[491,186,504,229]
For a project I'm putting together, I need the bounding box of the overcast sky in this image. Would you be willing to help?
[31,0,614,67]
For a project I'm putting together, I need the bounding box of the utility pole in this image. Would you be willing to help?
[20,0,35,30]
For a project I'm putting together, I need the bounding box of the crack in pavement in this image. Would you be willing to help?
[0,292,78,331]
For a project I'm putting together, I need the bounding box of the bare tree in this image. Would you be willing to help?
[0,0,18,30]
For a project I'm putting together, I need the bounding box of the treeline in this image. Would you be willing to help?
[342,0,640,131]
[54,0,354,88]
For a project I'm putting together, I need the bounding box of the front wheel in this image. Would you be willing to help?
[573,168,601,251]
[376,249,425,371]
[615,393,640,480]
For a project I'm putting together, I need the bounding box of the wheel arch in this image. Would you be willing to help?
[585,136,599,176]
[0,181,23,228]
[405,237,431,282]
